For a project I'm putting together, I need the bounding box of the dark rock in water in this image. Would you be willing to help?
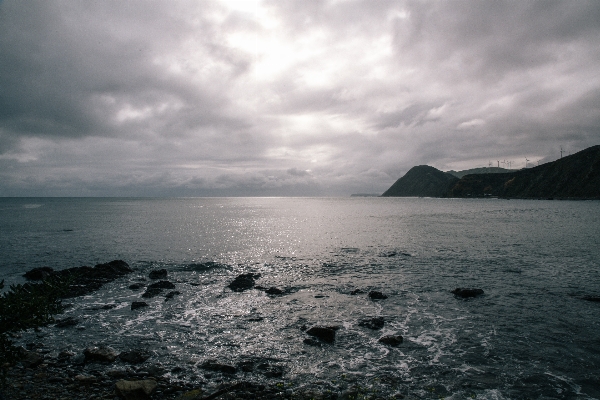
[200,360,237,374]
[452,288,484,298]
[148,269,168,279]
[303,337,322,347]
[164,290,181,301]
[54,316,79,328]
[582,295,600,302]
[131,301,149,310]
[264,287,284,295]
[148,280,176,289]
[350,289,364,295]
[358,317,385,330]
[23,266,55,280]
[52,260,133,298]
[83,346,119,363]
[142,281,175,298]
[306,326,339,344]
[378,335,404,346]
[257,363,285,378]
[119,349,151,364]
[19,348,44,368]
[368,291,388,300]
[228,273,261,292]
[129,283,145,290]
[115,379,157,400]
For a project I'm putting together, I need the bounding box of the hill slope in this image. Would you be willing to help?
[381,165,459,197]
[448,145,600,199]
[447,167,511,178]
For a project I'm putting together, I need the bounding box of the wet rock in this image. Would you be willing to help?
[305,326,339,344]
[141,288,163,298]
[74,374,97,384]
[264,287,284,295]
[23,267,55,281]
[148,269,168,279]
[131,301,148,310]
[228,273,261,292]
[200,360,237,374]
[54,316,79,328]
[164,290,181,301]
[83,346,119,363]
[368,291,388,300]
[257,363,285,378]
[358,317,385,330]
[19,349,44,368]
[58,350,75,359]
[119,350,151,364]
[451,288,484,298]
[115,379,157,400]
[129,283,145,290]
[350,289,364,295]
[303,337,322,347]
[378,335,404,346]
[50,260,133,298]
[148,280,176,290]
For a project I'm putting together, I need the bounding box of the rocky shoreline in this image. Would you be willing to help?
[2,260,495,399]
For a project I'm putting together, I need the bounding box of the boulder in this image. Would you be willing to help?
[115,379,157,400]
[129,283,145,290]
[141,288,162,298]
[147,280,175,289]
[131,301,148,310]
[451,288,484,298]
[148,269,168,279]
[19,348,44,368]
[264,287,284,295]
[83,346,119,363]
[368,291,388,300]
[378,335,404,346]
[358,317,385,330]
[119,350,151,364]
[228,273,261,292]
[23,267,55,281]
[306,326,339,344]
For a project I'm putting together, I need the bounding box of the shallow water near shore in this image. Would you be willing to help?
[1,197,600,399]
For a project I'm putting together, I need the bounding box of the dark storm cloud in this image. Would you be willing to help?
[1,0,599,196]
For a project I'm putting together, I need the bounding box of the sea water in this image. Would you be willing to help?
[1,197,599,398]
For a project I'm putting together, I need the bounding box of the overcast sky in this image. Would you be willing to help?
[1,0,599,196]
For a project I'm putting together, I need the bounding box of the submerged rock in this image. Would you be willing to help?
[19,348,44,368]
[164,290,181,301]
[451,288,484,298]
[119,349,151,364]
[368,291,388,300]
[129,283,145,290]
[228,273,261,292]
[305,326,340,344]
[358,317,385,330]
[115,379,157,400]
[131,301,148,310]
[148,280,176,289]
[148,269,167,279]
[264,287,284,295]
[378,335,404,346]
[83,346,119,363]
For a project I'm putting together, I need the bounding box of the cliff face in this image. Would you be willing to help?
[381,165,459,197]
[382,145,600,199]
[448,145,600,199]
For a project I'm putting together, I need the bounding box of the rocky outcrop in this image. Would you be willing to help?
[148,269,167,280]
[305,326,340,344]
[378,335,404,346]
[228,273,261,292]
[83,346,119,363]
[368,291,388,300]
[382,165,459,197]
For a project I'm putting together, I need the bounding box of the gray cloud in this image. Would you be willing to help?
[1,0,599,196]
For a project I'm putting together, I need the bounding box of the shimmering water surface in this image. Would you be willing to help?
[1,197,600,399]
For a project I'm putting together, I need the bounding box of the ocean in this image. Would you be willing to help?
[1,197,599,399]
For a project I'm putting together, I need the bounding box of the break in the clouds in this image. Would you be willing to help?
[1,0,599,196]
